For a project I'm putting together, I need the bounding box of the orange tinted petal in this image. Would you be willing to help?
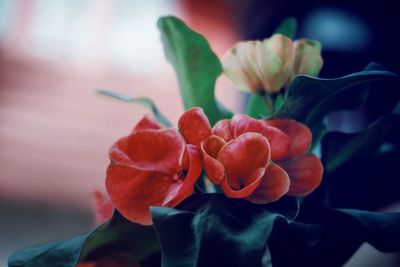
[217,132,270,191]
[221,167,265,198]
[78,252,140,267]
[265,119,312,158]
[123,129,185,174]
[106,164,175,225]
[97,252,140,267]
[163,144,202,207]
[278,154,323,196]
[93,190,114,225]
[133,115,162,132]
[212,119,234,141]
[247,164,290,204]
[200,135,227,184]
[231,114,290,161]
[178,107,212,147]
[109,137,133,166]
[76,263,95,267]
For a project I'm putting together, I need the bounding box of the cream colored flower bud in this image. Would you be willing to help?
[222,34,294,94]
[292,39,323,78]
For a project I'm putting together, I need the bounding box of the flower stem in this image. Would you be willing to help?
[258,91,275,115]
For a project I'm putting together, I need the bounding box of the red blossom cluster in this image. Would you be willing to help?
[105,108,323,225]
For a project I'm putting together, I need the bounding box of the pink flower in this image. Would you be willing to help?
[222,34,294,94]
[179,108,323,204]
[106,115,202,225]
[222,34,323,94]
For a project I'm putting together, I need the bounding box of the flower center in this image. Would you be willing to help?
[175,169,188,183]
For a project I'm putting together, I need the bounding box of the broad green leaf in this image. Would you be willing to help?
[245,93,271,118]
[269,209,400,267]
[322,115,398,173]
[152,193,400,267]
[177,193,299,222]
[273,17,297,39]
[79,211,160,263]
[271,63,398,138]
[97,89,172,127]
[8,236,86,267]
[151,194,298,267]
[8,212,160,267]
[246,93,286,118]
[322,150,400,211]
[158,16,232,125]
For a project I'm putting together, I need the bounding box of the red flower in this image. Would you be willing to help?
[93,190,114,225]
[179,108,323,204]
[77,251,140,267]
[106,115,202,225]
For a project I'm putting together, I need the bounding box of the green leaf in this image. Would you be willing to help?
[273,17,297,39]
[151,194,297,267]
[79,211,160,263]
[8,211,160,267]
[321,150,400,210]
[269,209,400,267]
[152,193,400,267]
[97,89,172,127]
[157,16,232,125]
[245,93,271,118]
[271,63,398,138]
[8,236,86,267]
[322,115,399,173]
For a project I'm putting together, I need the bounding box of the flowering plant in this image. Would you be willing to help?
[8,16,400,267]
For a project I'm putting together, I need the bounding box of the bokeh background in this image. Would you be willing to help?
[0,0,399,266]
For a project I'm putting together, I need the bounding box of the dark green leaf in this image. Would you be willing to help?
[151,194,297,267]
[269,209,400,267]
[79,211,160,264]
[97,89,172,127]
[158,16,232,125]
[8,236,86,267]
[245,93,271,118]
[271,63,397,138]
[321,150,400,211]
[273,17,297,39]
[8,211,160,267]
[322,115,398,172]
[176,193,299,222]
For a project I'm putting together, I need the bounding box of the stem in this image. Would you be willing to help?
[194,183,205,193]
[263,96,275,114]
[258,91,276,114]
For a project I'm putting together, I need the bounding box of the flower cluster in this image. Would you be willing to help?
[222,34,323,94]
[106,115,202,225]
[106,108,323,225]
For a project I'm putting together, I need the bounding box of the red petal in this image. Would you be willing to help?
[133,115,162,132]
[217,132,270,195]
[221,167,265,198]
[78,252,140,267]
[163,144,202,207]
[97,252,140,267]
[178,107,212,147]
[265,119,312,158]
[278,154,323,196]
[247,164,290,204]
[111,129,185,174]
[109,137,135,166]
[93,190,114,224]
[106,165,175,225]
[200,135,227,184]
[76,263,95,267]
[212,119,234,141]
[231,114,290,161]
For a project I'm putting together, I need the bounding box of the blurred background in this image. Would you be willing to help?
[0,0,399,266]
